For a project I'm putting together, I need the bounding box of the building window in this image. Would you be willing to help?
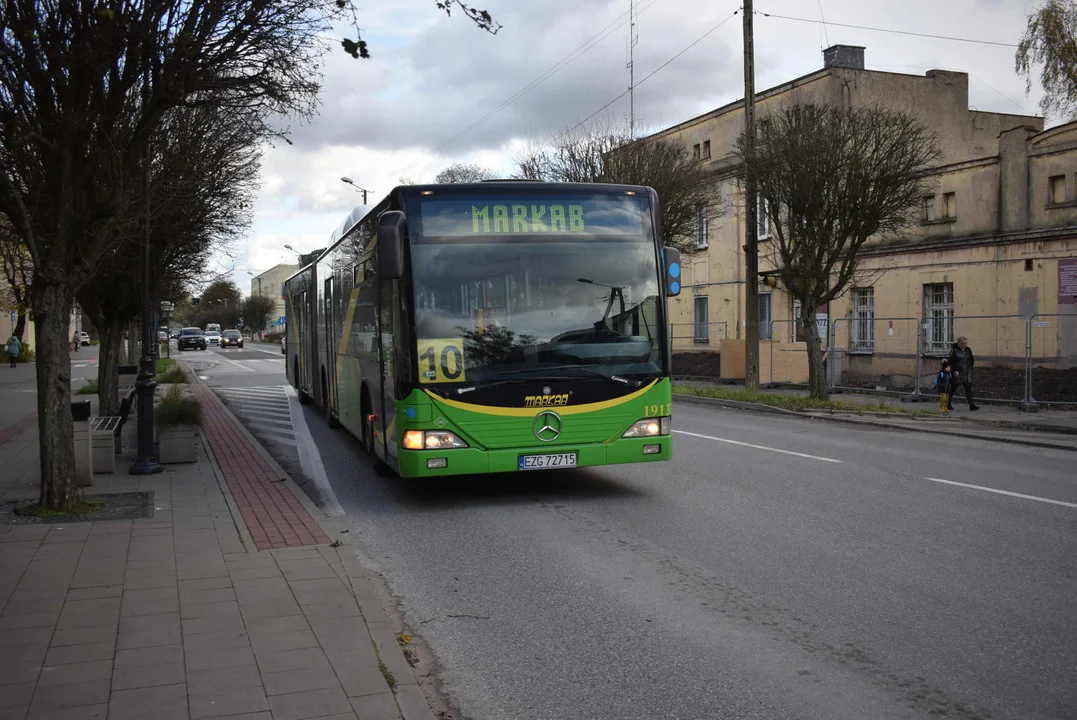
[759,293,772,340]
[702,140,711,159]
[694,205,708,249]
[1049,174,1066,205]
[922,196,936,222]
[758,197,771,239]
[942,192,956,219]
[1025,258,1034,272]
[693,296,709,342]
[923,282,954,355]
[693,143,701,161]
[851,287,875,352]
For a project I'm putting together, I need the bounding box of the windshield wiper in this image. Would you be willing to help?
[496,364,643,387]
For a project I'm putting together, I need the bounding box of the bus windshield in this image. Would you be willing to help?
[411,192,663,386]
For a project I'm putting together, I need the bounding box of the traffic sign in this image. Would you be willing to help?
[9,311,15,323]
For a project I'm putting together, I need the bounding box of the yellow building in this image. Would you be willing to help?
[250,263,297,331]
[644,45,1076,398]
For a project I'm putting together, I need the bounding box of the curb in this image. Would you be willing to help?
[673,393,1077,453]
[197,430,259,554]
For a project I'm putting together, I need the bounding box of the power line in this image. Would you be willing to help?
[757,11,1019,48]
[376,0,663,186]
[815,0,830,47]
[550,10,741,148]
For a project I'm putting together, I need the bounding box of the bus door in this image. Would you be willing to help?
[323,276,336,413]
[378,279,397,461]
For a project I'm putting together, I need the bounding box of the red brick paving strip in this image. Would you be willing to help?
[191,382,330,550]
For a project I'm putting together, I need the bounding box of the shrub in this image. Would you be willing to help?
[76,381,98,395]
[17,345,34,362]
[158,365,188,384]
[155,384,203,426]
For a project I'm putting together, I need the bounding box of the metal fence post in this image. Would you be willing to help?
[1024,316,1032,405]
[912,320,922,397]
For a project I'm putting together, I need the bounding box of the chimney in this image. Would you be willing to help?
[823,45,865,70]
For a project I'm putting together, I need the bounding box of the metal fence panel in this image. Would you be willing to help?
[942,315,1028,403]
[828,317,920,394]
[1029,313,1077,405]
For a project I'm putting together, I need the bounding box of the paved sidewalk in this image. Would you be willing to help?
[0,422,434,719]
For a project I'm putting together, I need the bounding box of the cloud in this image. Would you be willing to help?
[228,0,1050,293]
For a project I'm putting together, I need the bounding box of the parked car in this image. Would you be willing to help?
[79,331,90,346]
[221,329,244,349]
[281,334,286,355]
[205,331,221,347]
[177,327,207,351]
[158,330,168,342]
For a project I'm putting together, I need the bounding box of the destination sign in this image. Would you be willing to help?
[419,193,648,238]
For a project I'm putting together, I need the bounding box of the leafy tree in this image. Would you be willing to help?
[513,118,720,254]
[736,103,941,400]
[1016,0,1077,120]
[434,163,496,184]
[242,295,277,333]
[459,325,538,367]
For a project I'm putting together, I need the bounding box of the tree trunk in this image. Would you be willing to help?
[126,321,140,365]
[97,317,124,416]
[32,279,76,511]
[803,310,828,400]
[13,313,26,342]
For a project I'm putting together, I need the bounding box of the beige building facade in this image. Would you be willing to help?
[250,263,298,331]
[647,45,1076,397]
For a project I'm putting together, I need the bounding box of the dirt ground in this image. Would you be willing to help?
[672,351,722,379]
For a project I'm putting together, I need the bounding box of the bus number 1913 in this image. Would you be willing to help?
[644,404,671,416]
[418,339,467,384]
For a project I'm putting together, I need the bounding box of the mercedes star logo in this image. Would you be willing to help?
[532,411,562,442]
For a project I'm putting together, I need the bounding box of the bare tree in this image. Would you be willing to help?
[434,163,496,183]
[1016,0,1077,120]
[0,221,32,341]
[513,119,720,253]
[78,103,259,416]
[736,103,941,400]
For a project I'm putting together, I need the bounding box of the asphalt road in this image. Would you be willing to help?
[208,353,1077,720]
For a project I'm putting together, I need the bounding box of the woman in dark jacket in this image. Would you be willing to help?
[947,336,979,411]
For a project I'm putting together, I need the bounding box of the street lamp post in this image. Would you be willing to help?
[341,177,373,204]
[131,45,162,476]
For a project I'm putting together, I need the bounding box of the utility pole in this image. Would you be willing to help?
[742,0,760,389]
[627,0,638,137]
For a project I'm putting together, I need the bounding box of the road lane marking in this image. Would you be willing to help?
[673,430,842,463]
[925,477,1077,510]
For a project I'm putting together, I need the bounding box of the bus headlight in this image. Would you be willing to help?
[403,430,469,450]
[622,418,669,438]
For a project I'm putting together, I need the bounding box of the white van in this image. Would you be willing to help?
[206,323,221,334]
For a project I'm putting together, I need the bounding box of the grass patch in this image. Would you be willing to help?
[158,365,188,384]
[673,384,927,415]
[77,382,98,395]
[155,357,176,374]
[15,500,105,517]
[377,657,397,692]
[155,384,203,426]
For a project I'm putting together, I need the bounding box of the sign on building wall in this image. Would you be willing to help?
[1060,258,1077,305]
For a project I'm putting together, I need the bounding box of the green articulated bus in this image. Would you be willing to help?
[283,181,683,478]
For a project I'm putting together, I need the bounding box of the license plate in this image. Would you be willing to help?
[518,452,578,471]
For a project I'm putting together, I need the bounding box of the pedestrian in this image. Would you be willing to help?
[5,333,20,368]
[72,332,79,352]
[934,360,953,414]
[947,336,979,411]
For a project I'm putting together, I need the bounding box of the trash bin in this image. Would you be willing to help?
[71,401,93,487]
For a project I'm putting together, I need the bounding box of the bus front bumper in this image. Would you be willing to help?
[396,436,672,478]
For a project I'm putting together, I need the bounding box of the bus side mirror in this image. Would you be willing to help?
[377,211,406,280]
[663,247,681,296]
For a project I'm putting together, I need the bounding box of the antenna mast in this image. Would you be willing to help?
[627,0,638,136]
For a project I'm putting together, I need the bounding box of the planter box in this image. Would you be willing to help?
[158,424,198,464]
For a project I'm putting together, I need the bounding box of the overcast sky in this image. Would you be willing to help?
[231,0,1047,294]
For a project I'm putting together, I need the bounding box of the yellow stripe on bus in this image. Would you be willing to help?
[423,380,658,417]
